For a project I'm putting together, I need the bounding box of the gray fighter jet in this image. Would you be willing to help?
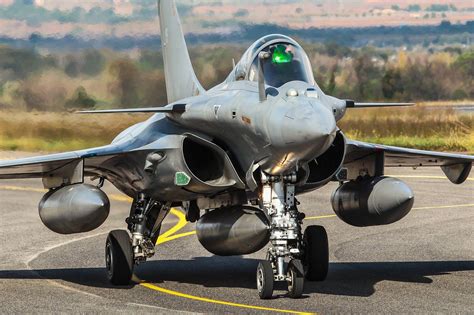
[0,1,472,299]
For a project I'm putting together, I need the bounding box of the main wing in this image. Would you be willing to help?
[0,144,130,179]
[0,144,155,193]
[344,140,474,184]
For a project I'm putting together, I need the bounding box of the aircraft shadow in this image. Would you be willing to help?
[0,258,473,296]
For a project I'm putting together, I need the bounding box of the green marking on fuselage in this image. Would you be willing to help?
[175,172,191,186]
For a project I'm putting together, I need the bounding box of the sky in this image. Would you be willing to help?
[0,0,471,39]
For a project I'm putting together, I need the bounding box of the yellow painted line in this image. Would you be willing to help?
[148,210,313,314]
[156,209,188,245]
[0,184,309,314]
[305,214,337,220]
[412,203,474,210]
[0,185,46,193]
[305,204,474,221]
[159,230,196,243]
[140,282,313,315]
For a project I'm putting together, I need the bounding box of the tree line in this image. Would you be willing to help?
[0,43,472,111]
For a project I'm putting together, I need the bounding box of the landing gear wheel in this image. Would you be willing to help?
[257,261,274,299]
[303,225,329,281]
[287,259,304,299]
[105,230,134,285]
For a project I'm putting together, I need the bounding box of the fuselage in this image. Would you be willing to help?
[167,80,339,175]
[103,79,343,200]
[101,34,350,200]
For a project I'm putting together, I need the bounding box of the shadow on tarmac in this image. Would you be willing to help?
[1,258,473,297]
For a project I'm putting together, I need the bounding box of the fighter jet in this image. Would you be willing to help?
[0,1,472,299]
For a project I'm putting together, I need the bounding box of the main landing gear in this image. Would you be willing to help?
[105,193,171,285]
[257,173,329,299]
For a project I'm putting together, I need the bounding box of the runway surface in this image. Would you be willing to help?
[0,152,473,314]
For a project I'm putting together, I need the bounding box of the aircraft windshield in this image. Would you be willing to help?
[249,43,313,88]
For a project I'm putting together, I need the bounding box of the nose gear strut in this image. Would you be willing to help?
[258,172,305,298]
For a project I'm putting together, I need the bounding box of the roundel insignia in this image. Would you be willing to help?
[175,172,191,186]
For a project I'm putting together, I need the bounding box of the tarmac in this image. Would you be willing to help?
[0,152,473,314]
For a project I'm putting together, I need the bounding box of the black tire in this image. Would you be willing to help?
[106,230,134,285]
[256,261,274,299]
[287,259,304,299]
[303,225,329,281]
[185,201,200,223]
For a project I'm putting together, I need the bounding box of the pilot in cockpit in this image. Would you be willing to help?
[248,42,314,88]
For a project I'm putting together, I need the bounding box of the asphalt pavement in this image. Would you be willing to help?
[0,152,472,314]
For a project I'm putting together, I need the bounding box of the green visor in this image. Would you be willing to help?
[272,44,294,64]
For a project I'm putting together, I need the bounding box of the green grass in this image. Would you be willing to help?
[0,136,107,152]
[347,135,474,153]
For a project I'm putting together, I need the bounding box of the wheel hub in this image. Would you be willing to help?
[105,242,112,275]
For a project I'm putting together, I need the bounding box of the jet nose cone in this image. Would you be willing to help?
[282,103,337,156]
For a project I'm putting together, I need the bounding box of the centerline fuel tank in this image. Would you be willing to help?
[196,206,270,256]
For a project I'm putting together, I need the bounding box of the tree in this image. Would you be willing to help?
[108,59,140,107]
[64,55,80,77]
[325,67,337,95]
[353,54,382,99]
[81,50,105,76]
[65,86,96,109]
[454,51,474,79]
[382,68,403,99]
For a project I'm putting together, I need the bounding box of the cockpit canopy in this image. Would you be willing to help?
[228,34,315,88]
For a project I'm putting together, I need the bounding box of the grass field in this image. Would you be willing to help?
[0,102,472,153]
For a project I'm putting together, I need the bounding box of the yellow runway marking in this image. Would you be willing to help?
[412,203,474,210]
[305,214,337,220]
[159,230,196,243]
[148,211,314,314]
[0,185,46,193]
[140,281,313,315]
[0,173,472,315]
[0,185,308,314]
[305,203,474,220]
[156,208,188,245]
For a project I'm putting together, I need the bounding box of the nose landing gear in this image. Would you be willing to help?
[257,173,329,299]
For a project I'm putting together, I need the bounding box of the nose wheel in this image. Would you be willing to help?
[256,173,330,299]
[256,173,308,299]
[257,261,274,299]
[287,259,304,298]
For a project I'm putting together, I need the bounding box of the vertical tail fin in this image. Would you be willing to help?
[158,0,205,103]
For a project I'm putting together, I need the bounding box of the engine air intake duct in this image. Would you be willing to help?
[331,176,414,227]
[304,131,346,189]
